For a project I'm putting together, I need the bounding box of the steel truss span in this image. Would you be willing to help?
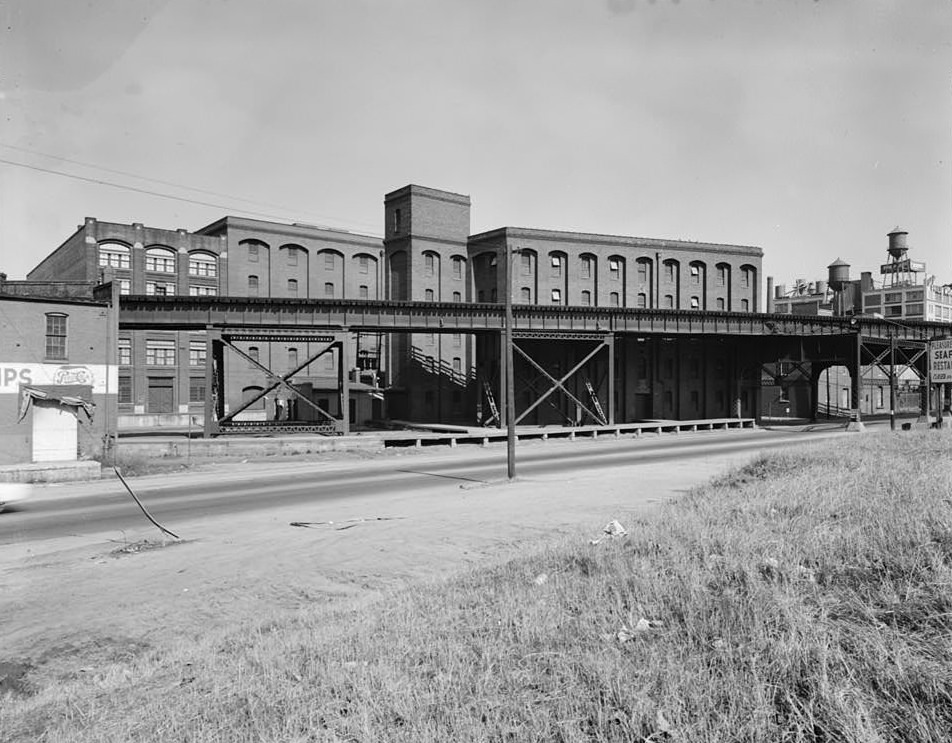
[118,295,943,341]
[116,296,950,438]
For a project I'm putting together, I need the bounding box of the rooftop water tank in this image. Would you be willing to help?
[887,226,909,260]
[828,258,850,290]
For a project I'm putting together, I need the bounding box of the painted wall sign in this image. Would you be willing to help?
[930,338,952,384]
[0,364,118,394]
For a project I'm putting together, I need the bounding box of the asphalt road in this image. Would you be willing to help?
[0,426,843,544]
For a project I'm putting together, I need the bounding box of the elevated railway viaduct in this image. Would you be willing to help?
[117,296,945,437]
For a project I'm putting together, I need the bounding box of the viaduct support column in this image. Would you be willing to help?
[498,330,508,431]
[340,330,351,435]
[731,342,743,419]
[607,333,615,425]
[847,332,865,432]
[205,328,223,438]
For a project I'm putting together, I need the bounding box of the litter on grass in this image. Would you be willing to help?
[590,519,628,545]
[617,616,663,643]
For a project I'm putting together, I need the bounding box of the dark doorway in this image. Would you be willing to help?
[147,377,174,414]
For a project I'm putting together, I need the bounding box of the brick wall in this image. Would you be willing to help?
[468,228,762,312]
[0,296,115,464]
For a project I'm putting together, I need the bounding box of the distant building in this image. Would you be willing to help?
[771,227,952,322]
[767,226,951,421]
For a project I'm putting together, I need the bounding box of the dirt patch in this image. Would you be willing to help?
[109,538,187,557]
[0,660,34,698]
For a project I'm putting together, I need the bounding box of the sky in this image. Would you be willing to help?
[2,0,951,294]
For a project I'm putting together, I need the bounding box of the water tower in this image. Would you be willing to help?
[883,226,920,288]
[887,226,909,261]
[827,258,851,316]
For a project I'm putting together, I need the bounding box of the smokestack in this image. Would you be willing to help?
[766,276,775,312]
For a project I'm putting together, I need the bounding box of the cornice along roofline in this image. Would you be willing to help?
[199,216,383,248]
[383,184,471,206]
[467,226,763,257]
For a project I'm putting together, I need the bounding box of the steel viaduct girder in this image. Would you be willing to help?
[116,297,950,435]
[117,296,945,342]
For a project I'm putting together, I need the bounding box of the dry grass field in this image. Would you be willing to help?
[3,431,952,742]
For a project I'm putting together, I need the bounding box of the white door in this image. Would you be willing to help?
[32,405,78,462]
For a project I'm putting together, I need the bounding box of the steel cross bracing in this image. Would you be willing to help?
[203,329,353,437]
[512,338,610,426]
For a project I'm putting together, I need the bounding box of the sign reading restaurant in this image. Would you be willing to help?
[931,338,952,384]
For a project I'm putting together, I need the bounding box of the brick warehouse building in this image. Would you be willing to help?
[22,184,763,429]
[27,217,386,430]
[465,225,762,422]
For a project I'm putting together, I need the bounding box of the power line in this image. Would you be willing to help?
[0,156,299,221]
[0,142,379,231]
[0,154,382,235]
[0,142,303,214]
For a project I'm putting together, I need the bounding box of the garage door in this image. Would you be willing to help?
[148,377,174,413]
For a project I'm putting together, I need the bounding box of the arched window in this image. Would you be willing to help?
[188,251,217,278]
[99,242,130,269]
[581,290,592,306]
[353,254,377,297]
[691,296,700,309]
[422,251,441,279]
[636,257,652,282]
[242,386,265,410]
[716,263,731,287]
[248,275,259,296]
[145,247,176,273]
[637,293,647,308]
[740,265,756,289]
[580,254,596,280]
[241,239,268,264]
[610,292,620,307]
[716,297,725,310]
[664,294,674,309]
[520,287,531,303]
[689,261,705,285]
[609,257,623,280]
[288,348,298,368]
[519,250,536,277]
[389,250,408,301]
[425,288,435,301]
[287,279,298,296]
[549,251,566,278]
[451,255,465,280]
[663,259,679,283]
[324,282,335,298]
